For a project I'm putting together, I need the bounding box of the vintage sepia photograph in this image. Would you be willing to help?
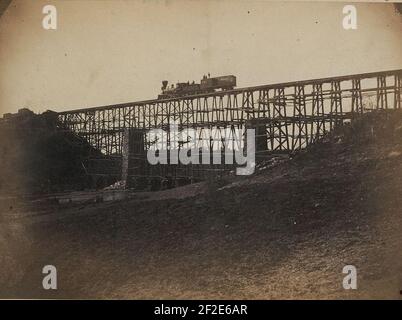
[0,0,402,305]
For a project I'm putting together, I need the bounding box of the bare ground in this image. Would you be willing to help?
[1,111,402,299]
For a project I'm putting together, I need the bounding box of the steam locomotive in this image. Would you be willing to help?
[158,74,236,99]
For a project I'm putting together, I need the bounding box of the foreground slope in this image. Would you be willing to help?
[1,110,402,298]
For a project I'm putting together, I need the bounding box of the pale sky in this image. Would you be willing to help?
[0,0,401,115]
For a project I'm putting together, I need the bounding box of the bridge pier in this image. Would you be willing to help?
[121,127,147,189]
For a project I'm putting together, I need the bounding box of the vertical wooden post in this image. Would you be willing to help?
[121,128,130,189]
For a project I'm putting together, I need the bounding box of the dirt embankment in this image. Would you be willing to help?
[1,110,402,299]
[0,110,99,195]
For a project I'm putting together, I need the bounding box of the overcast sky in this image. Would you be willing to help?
[0,0,401,115]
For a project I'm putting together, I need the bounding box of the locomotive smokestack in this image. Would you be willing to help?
[161,80,168,90]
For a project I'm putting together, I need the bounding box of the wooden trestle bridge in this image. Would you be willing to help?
[58,69,402,189]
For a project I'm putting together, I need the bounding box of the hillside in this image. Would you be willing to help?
[0,110,108,195]
[1,110,402,299]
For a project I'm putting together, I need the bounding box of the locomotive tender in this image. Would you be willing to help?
[158,74,236,99]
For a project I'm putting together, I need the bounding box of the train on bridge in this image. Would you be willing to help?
[57,69,402,190]
[158,74,236,99]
